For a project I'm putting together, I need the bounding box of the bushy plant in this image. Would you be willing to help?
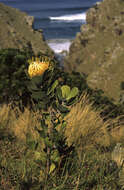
[1,48,124,189]
[0,48,33,108]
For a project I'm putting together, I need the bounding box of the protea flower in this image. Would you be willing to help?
[28,56,50,78]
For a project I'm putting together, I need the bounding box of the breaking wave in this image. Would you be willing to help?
[49,13,86,22]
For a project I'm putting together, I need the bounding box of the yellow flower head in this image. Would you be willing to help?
[28,56,50,78]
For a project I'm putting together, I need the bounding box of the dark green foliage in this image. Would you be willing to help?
[1,48,124,189]
[28,59,87,111]
[0,48,33,108]
[0,48,122,118]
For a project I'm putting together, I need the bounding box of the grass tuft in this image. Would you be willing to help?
[65,93,124,156]
[0,104,40,142]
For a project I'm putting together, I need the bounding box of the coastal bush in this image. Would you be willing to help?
[0,48,32,108]
[0,48,88,110]
[0,48,122,117]
[0,49,87,189]
[27,60,87,111]
[1,48,124,189]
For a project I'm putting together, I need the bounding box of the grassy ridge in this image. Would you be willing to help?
[64,0,124,102]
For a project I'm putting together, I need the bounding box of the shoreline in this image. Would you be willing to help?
[47,38,73,67]
[47,38,73,54]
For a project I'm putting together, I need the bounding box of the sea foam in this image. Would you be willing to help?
[49,13,86,22]
[47,39,72,54]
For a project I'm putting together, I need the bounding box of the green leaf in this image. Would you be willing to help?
[56,87,62,100]
[27,140,37,150]
[51,150,60,163]
[34,151,41,160]
[31,91,46,101]
[66,87,79,101]
[61,120,67,129]
[31,75,43,86]
[56,102,69,113]
[49,163,56,174]
[36,129,46,138]
[34,151,47,164]
[47,80,59,95]
[61,85,70,99]
[28,82,38,91]
[44,137,53,148]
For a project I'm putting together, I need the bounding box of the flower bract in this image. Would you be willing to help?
[28,57,49,78]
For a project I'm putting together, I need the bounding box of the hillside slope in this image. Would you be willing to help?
[65,0,124,102]
[0,3,53,55]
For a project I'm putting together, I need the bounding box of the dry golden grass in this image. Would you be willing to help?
[0,104,41,142]
[64,93,124,153]
[0,104,12,128]
[1,96,124,163]
[110,123,124,143]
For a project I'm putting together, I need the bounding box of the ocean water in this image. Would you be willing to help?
[0,0,102,53]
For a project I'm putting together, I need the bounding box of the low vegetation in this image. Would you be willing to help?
[1,48,124,189]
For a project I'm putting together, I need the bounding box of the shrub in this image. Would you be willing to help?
[1,48,124,189]
[0,48,32,107]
